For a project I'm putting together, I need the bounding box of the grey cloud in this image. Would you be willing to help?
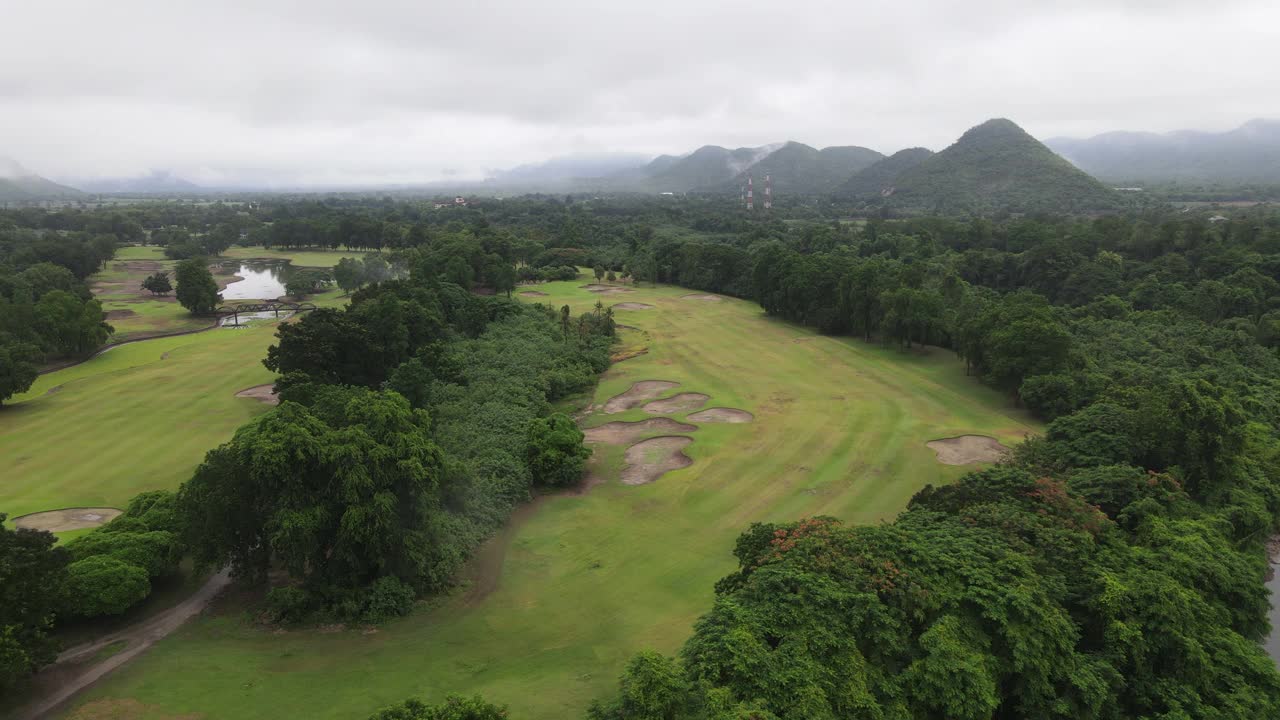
[1,0,1276,185]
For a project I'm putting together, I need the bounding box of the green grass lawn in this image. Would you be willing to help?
[0,324,283,522]
[50,279,1037,720]
[222,245,369,268]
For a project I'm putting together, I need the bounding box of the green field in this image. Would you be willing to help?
[222,245,369,268]
[0,324,281,522]
[34,279,1037,719]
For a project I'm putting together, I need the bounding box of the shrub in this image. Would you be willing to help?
[265,586,314,624]
[63,555,150,617]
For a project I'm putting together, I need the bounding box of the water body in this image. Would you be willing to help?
[220,261,290,300]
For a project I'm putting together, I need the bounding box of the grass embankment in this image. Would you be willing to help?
[53,280,1036,720]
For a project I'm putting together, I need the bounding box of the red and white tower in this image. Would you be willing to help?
[764,174,772,210]
[746,175,754,211]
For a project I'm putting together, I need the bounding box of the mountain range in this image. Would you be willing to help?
[5,117,1278,206]
[0,157,86,202]
[70,170,202,194]
[1046,119,1280,184]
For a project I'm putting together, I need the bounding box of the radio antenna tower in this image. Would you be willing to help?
[764,174,773,210]
[746,175,754,211]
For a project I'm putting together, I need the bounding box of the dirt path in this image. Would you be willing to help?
[13,570,232,720]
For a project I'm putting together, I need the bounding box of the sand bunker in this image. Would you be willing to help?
[926,435,1009,465]
[583,418,697,445]
[687,407,754,423]
[603,380,679,413]
[14,508,122,532]
[621,436,694,485]
[518,290,548,297]
[105,309,137,320]
[613,302,654,311]
[581,284,633,295]
[235,384,279,405]
[681,294,722,302]
[643,393,709,413]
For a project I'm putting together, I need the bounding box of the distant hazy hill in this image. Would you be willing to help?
[1046,119,1280,184]
[72,170,201,193]
[0,157,86,201]
[886,119,1119,213]
[492,153,652,184]
[638,144,781,192]
[837,147,934,198]
[713,142,884,195]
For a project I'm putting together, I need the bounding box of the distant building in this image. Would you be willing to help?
[434,196,467,209]
[1209,215,1228,223]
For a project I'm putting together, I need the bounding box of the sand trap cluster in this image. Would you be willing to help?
[518,290,548,297]
[235,384,279,405]
[14,508,122,532]
[643,393,709,414]
[681,294,722,302]
[581,284,633,295]
[603,381,680,413]
[613,302,654,311]
[583,418,697,445]
[584,379,758,486]
[620,437,694,485]
[926,435,1009,465]
[687,408,754,423]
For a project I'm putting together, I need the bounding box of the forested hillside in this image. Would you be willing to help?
[882,119,1121,213]
[716,142,883,195]
[1049,119,1280,184]
[836,147,934,199]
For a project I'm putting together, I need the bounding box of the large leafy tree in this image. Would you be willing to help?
[0,341,39,405]
[174,259,220,314]
[0,517,69,694]
[33,290,111,356]
[178,389,448,594]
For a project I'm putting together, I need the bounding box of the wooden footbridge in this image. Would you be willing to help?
[214,301,317,325]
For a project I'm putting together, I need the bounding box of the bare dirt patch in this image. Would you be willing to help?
[613,302,655,311]
[681,293,722,302]
[104,309,137,320]
[687,407,754,423]
[611,347,648,363]
[518,290,548,297]
[926,435,1010,465]
[13,508,122,532]
[643,393,709,414]
[235,384,279,405]
[603,380,679,413]
[64,698,202,720]
[621,436,694,485]
[581,284,633,294]
[583,417,697,445]
[119,260,162,272]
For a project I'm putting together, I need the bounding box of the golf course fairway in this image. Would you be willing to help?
[6,278,1037,719]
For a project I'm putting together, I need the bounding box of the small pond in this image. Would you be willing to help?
[220,261,290,300]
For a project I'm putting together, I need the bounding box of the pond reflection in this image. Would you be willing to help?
[220,262,289,300]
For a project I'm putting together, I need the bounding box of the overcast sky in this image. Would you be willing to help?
[2,0,1277,186]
